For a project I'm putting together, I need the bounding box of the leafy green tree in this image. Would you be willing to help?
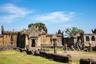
[28,22,47,33]
[92,29,96,34]
[65,27,84,37]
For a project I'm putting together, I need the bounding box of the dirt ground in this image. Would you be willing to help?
[61,51,96,64]
[48,50,96,64]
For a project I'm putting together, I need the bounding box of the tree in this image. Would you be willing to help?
[92,29,96,34]
[28,22,47,33]
[65,27,84,37]
[1,25,4,34]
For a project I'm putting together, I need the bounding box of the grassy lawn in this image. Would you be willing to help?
[0,50,64,64]
[1,50,95,64]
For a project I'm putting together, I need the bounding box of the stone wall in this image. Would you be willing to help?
[0,32,18,50]
[56,34,63,47]
[39,34,51,45]
[83,34,96,47]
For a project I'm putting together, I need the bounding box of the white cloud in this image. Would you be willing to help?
[34,11,75,23]
[0,3,32,23]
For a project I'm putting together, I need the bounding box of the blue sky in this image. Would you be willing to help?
[0,0,96,34]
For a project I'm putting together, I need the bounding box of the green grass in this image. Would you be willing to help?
[0,50,64,64]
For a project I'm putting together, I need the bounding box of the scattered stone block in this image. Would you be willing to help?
[80,58,90,64]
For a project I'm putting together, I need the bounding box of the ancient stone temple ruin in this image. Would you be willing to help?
[0,24,96,51]
[0,24,63,50]
[0,26,18,50]
[64,32,96,51]
[17,24,63,51]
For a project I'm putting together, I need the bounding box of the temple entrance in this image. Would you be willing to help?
[31,39,36,47]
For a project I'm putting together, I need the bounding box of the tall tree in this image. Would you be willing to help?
[65,27,84,37]
[1,25,4,34]
[28,22,47,33]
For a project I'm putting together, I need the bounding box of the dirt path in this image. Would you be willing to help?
[62,51,96,64]
[48,50,96,64]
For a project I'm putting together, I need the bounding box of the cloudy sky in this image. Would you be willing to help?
[0,0,96,33]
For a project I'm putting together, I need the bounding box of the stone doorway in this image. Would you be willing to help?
[31,39,36,47]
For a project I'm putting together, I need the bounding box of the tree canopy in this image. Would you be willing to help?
[28,22,47,33]
[65,27,84,37]
[92,29,96,34]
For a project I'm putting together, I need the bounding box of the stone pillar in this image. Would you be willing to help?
[89,36,92,51]
[52,35,57,54]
